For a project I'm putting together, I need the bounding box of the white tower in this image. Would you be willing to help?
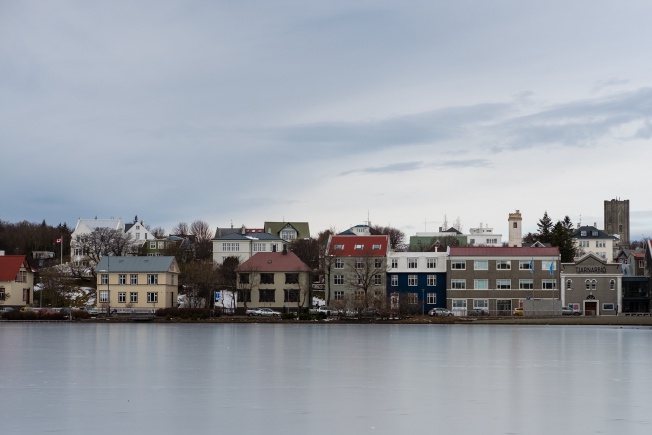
[508,210,522,247]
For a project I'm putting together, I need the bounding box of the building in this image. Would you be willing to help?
[264,221,310,241]
[71,217,124,266]
[467,224,502,246]
[236,249,312,311]
[0,254,34,308]
[212,228,287,265]
[508,210,523,247]
[604,198,629,245]
[446,246,561,316]
[560,253,622,315]
[572,225,618,260]
[95,256,179,311]
[326,234,389,309]
[386,251,447,314]
[409,227,466,251]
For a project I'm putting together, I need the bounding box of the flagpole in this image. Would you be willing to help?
[60,236,63,266]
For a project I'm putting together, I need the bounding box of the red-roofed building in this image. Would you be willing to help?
[325,234,390,309]
[447,246,561,316]
[0,255,34,307]
[236,249,312,311]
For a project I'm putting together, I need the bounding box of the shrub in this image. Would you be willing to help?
[281,313,296,320]
[155,308,217,320]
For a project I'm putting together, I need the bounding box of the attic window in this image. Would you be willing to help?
[372,244,381,250]
[354,244,364,250]
[592,231,598,236]
[580,231,587,236]
[334,244,344,250]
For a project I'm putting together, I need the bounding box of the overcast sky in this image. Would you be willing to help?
[2,0,652,241]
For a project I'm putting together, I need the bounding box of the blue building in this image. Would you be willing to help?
[386,251,447,315]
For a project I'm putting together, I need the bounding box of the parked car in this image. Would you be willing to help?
[428,307,453,317]
[561,306,581,316]
[0,307,14,317]
[513,307,523,316]
[468,309,489,316]
[246,307,261,316]
[254,308,281,317]
[310,306,341,317]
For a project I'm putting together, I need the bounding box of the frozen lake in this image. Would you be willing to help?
[1,323,651,435]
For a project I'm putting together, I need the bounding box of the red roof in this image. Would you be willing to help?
[237,251,312,272]
[449,247,560,257]
[327,235,389,257]
[0,255,28,281]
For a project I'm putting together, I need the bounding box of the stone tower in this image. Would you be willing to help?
[508,210,522,247]
[604,199,629,245]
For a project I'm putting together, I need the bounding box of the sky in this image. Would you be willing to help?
[2,0,652,241]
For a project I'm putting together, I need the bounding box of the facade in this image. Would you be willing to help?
[386,251,447,314]
[326,234,389,309]
[95,256,179,311]
[0,255,34,307]
[264,221,310,241]
[124,220,154,249]
[71,217,124,266]
[604,198,629,245]
[467,224,502,247]
[212,230,287,265]
[508,210,523,247]
[572,225,618,260]
[560,253,622,315]
[446,247,561,316]
[236,250,312,311]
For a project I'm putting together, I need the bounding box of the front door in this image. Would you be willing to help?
[584,301,598,316]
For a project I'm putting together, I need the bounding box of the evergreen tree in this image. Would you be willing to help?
[551,219,576,263]
[536,211,554,243]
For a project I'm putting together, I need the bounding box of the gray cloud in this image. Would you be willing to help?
[339,159,491,176]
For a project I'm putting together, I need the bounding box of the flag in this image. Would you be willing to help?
[55,238,62,243]
[529,260,534,273]
[549,261,554,275]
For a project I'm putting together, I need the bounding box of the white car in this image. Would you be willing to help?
[254,308,281,317]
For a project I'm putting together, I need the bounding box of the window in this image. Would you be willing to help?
[375,259,383,268]
[135,232,140,240]
[542,279,556,290]
[0,287,5,301]
[239,273,249,284]
[119,274,126,285]
[591,279,597,290]
[474,260,488,270]
[260,273,274,284]
[408,293,418,304]
[354,244,364,250]
[334,258,344,269]
[374,274,382,285]
[596,241,606,248]
[451,261,466,270]
[496,279,511,289]
[427,293,437,304]
[473,299,488,310]
[101,274,108,285]
[130,292,138,303]
[610,279,615,290]
[334,290,344,301]
[592,231,598,236]
[334,275,344,285]
[253,243,266,252]
[451,279,466,289]
[585,279,591,290]
[519,261,532,271]
[354,291,364,301]
[603,303,615,310]
[147,292,158,303]
[222,242,240,252]
[427,275,437,286]
[236,290,252,302]
[373,244,381,250]
[391,275,398,286]
[259,290,275,302]
[281,230,296,240]
[542,261,556,272]
[284,289,299,302]
[131,274,138,285]
[355,259,364,269]
[118,292,126,303]
[566,279,572,290]
[579,241,589,248]
[99,290,109,303]
[487,239,498,245]
[147,274,158,285]
[158,241,165,249]
[474,279,488,290]
[150,242,156,249]
[427,258,437,268]
[334,244,344,250]
[391,258,398,268]
[285,273,299,284]
[408,258,418,268]
[15,270,26,282]
[580,231,587,236]
[519,279,533,290]
[452,299,467,310]
[496,260,511,270]
[408,275,418,286]
[639,260,645,268]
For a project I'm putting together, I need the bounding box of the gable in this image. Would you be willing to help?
[0,255,28,281]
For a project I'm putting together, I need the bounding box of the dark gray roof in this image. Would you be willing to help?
[214,232,284,241]
[96,256,177,273]
[572,225,617,240]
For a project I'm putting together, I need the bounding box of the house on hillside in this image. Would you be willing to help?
[95,256,179,311]
[212,228,286,265]
[236,249,312,311]
[409,227,466,251]
[572,225,618,260]
[0,254,34,308]
[71,217,124,267]
[264,221,310,241]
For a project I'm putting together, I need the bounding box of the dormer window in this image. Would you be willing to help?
[592,231,598,236]
[354,244,364,250]
[580,231,587,236]
[334,244,344,250]
[372,244,381,250]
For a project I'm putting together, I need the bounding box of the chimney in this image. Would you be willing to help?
[282,245,288,255]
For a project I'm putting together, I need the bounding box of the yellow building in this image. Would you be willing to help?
[0,255,34,308]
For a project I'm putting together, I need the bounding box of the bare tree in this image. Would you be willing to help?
[190,220,213,260]
[217,256,240,312]
[72,227,133,276]
[372,225,406,251]
[172,222,190,236]
[181,260,219,308]
[236,264,260,310]
[346,248,387,312]
[150,227,166,238]
[38,267,76,307]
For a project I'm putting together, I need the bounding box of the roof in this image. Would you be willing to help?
[264,222,310,238]
[327,235,389,257]
[572,225,617,240]
[96,256,178,273]
[0,255,28,281]
[449,247,560,257]
[215,232,285,241]
[237,251,312,272]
